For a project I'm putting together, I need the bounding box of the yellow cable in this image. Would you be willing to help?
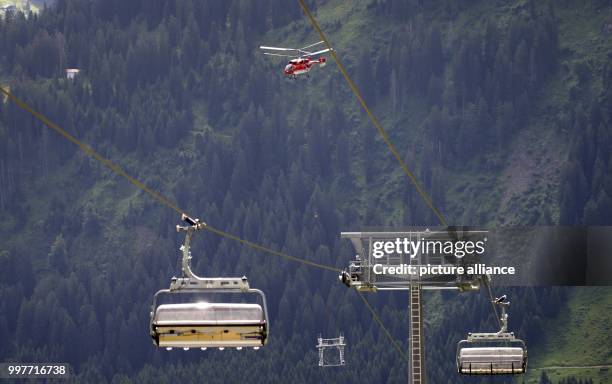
[1,84,408,365]
[297,1,456,368]
[3,18,423,361]
[0,86,185,216]
[205,225,341,273]
[357,290,409,362]
[297,0,448,227]
[0,85,341,274]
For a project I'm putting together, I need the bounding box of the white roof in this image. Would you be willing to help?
[154,302,264,324]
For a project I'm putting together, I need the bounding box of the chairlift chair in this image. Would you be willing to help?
[456,296,527,374]
[150,215,269,350]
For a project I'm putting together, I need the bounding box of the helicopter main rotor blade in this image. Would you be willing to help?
[262,52,296,58]
[307,48,333,56]
[259,46,297,51]
[300,41,325,51]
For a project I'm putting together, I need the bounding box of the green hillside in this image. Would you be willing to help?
[0,0,39,14]
[1,0,611,383]
[525,288,612,383]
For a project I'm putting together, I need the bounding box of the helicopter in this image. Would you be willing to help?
[259,41,333,79]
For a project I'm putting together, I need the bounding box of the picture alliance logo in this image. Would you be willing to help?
[372,237,487,259]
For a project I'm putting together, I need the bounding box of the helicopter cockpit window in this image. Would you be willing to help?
[285,64,292,71]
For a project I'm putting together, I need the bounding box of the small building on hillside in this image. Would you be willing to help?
[1,4,17,15]
[65,68,80,80]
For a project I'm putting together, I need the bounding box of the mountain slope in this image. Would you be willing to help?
[1,1,611,383]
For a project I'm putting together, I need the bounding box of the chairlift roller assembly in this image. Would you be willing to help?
[456,296,527,375]
[150,215,269,349]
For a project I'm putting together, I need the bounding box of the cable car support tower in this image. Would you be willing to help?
[339,230,486,384]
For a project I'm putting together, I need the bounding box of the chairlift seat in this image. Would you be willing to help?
[458,346,526,374]
[152,303,267,348]
[150,216,270,350]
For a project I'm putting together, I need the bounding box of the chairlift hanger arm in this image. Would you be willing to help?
[172,214,250,291]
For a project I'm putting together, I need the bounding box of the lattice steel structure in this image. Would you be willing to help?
[317,334,346,367]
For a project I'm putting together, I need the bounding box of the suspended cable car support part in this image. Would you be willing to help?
[456,295,527,375]
[150,215,270,350]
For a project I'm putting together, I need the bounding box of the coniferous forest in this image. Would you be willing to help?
[1,0,611,383]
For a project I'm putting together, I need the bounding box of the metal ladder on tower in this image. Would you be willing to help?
[410,283,425,384]
[338,334,345,365]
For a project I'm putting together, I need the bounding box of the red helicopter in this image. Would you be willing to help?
[259,41,333,79]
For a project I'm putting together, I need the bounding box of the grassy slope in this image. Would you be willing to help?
[274,0,571,227]
[2,0,611,382]
[232,1,612,381]
[524,288,612,383]
[302,1,612,382]
[527,6,612,379]
[0,0,39,13]
[520,3,612,380]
